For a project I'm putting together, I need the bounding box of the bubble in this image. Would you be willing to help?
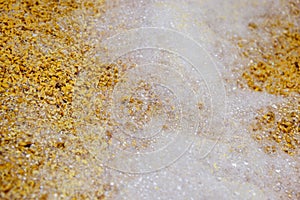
[73,27,226,173]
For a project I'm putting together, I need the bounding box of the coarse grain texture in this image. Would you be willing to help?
[237,5,300,96]
[120,80,163,128]
[252,99,300,156]
[77,59,164,153]
[0,0,119,199]
[236,0,300,157]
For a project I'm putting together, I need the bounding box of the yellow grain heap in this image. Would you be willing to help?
[253,99,300,155]
[0,0,117,199]
[237,0,300,156]
[240,26,300,96]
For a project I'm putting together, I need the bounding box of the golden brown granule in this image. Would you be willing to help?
[98,63,120,90]
[236,0,300,156]
[252,99,300,156]
[0,0,115,199]
[238,21,300,96]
